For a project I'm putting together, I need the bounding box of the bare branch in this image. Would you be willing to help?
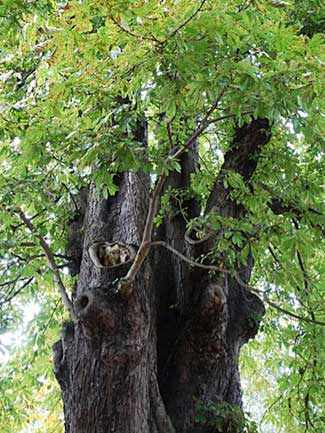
[16,208,77,321]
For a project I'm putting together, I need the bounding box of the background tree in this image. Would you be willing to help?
[0,1,324,433]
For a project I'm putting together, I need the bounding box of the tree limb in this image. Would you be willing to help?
[264,299,325,327]
[118,174,167,294]
[16,208,77,321]
[151,241,325,327]
[118,92,227,294]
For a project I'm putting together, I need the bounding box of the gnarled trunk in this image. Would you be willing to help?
[53,119,269,433]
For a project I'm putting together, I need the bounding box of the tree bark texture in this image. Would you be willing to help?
[53,119,270,433]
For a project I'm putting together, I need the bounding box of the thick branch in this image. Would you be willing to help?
[119,93,227,294]
[207,118,271,213]
[269,197,322,217]
[118,174,167,294]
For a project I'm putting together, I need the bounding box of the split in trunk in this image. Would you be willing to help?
[53,118,270,433]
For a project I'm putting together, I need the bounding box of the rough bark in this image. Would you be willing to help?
[155,119,269,433]
[54,118,270,433]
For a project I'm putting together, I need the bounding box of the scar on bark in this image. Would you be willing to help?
[88,242,137,269]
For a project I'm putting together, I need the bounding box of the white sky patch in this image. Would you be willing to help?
[0,302,41,364]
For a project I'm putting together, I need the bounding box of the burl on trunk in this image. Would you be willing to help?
[53,119,269,433]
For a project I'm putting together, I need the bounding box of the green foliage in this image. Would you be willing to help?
[195,399,258,433]
[0,295,64,433]
[0,0,324,432]
[241,309,325,433]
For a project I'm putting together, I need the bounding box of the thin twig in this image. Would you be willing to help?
[237,0,253,13]
[0,277,34,307]
[151,240,219,271]
[209,110,253,125]
[110,16,161,44]
[167,0,207,40]
[62,183,79,213]
[260,394,284,425]
[16,208,76,321]
[264,299,325,327]
[166,121,174,148]
[172,88,227,161]
[292,218,310,293]
[296,248,309,292]
[151,240,325,327]
[10,252,69,263]
[0,275,25,288]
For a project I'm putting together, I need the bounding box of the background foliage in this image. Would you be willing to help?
[0,1,324,432]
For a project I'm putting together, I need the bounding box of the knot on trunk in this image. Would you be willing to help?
[88,241,136,270]
[74,288,116,335]
[200,283,227,316]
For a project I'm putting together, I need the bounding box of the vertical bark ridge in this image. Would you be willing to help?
[54,169,176,432]
[155,138,201,405]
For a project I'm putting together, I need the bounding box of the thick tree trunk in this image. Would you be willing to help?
[54,119,270,433]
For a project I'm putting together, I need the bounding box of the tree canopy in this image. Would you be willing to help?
[0,1,324,432]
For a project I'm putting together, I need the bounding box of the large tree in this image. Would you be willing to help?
[0,1,324,433]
